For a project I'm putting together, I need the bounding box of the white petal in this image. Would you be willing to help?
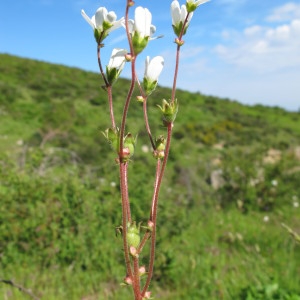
[95,7,108,29]
[180,5,188,23]
[146,56,164,81]
[108,48,127,69]
[81,9,95,29]
[171,1,181,25]
[107,11,117,23]
[195,0,210,6]
[135,7,152,37]
[187,11,194,25]
[109,17,125,33]
[127,19,134,33]
[144,56,150,78]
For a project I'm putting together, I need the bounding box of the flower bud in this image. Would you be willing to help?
[139,266,146,276]
[157,99,179,125]
[121,133,136,162]
[147,220,154,231]
[102,127,119,152]
[129,246,138,257]
[153,135,166,159]
[124,276,133,285]
[127,222,140,248]
[143,291,152,299]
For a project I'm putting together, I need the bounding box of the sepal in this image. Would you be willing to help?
[157,99,179,125]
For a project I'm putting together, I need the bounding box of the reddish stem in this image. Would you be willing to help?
[133,256,142,300]
[107,85,116,129]
[119,162,133,278]
[97,44,115,128]
[142,128,172,295]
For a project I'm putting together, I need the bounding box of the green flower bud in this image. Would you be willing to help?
[122,133,137,162]
[127,222,140,248]
[157,99,179,125]
[102,127,119,152]
[153,135,166,159]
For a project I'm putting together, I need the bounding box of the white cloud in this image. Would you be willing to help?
[214,18,300,72]
[266,2,300,22]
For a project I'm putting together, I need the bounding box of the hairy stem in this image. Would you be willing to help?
[133,256,142,300]
[120,162,132,278]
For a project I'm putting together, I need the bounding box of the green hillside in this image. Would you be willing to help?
[0,53,300,299]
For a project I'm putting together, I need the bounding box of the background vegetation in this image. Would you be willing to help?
[0,53,300,299]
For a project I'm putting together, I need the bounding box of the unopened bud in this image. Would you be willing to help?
[175,38,185,46]
[143,291,152,299]
[147,220,154,231]
[139,266,146,276]
[157,99,178,126]
[125,53,133,61]
[129,246,138,257]
[137,95,145,103]
[124,276,133,285]
[127,222,140,248]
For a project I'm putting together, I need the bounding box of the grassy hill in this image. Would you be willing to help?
[0,53,300,299]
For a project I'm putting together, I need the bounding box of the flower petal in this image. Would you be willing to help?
[81,9,95,29]
[171,1,181,25]
[107,11,117,23]
[145,56,164,81]
[94,7,108,30]
[135,7,152,37]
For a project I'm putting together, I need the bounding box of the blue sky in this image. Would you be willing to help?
[1,0,300,111]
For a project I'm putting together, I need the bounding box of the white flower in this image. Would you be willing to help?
[127,7,156,54]
[107,48,127,70]
[128,7,156,39]
[171,0,193,36]
[144,56,164,82]
[106,48,127,85]
[143,56,164,95]
[81,7,124,42]
[171,0,193,26]
[186,0,210,12]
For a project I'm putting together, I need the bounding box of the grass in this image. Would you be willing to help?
[0,53,300,299]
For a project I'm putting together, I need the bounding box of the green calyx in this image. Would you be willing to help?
[102,129,136,162]
[186,2,198,13]
[172,22,189,37]
[143,77,157,96]
[102,127,119,152]
[157,99,179,125]
[127,222,140,248]
[132,32,149,55]
[106,66,119,85]
[122,133,137,162]
[94,22,113,44]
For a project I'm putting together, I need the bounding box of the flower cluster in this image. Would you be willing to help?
[81,1,209,299]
